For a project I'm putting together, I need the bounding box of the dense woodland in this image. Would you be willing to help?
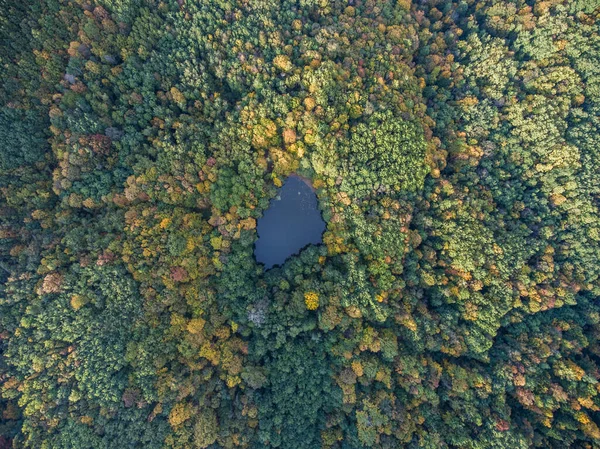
[1,0,600,447]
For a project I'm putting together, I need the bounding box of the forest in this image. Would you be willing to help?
[1,0,600,448]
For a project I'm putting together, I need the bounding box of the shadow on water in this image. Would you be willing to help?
[254,175,326,269]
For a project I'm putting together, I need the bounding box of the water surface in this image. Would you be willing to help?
[254,175,325,269]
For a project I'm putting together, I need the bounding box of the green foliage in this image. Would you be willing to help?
[1,0,600,448]
[0,108,47,172]
[341,111,428,197]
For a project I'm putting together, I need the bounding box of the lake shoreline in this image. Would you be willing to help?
[290,173,316,192]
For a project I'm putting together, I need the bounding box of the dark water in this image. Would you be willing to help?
[254,175,326,269]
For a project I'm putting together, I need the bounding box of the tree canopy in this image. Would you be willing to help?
[1,0,599,448]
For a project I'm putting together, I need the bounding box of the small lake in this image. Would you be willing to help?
[254,175,326,269]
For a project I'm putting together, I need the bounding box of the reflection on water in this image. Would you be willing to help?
[254,175,325,269]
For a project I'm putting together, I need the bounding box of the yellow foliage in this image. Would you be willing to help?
[200,343,220,365]
[170,313,187,330]
[170,87,185,103]
[541,416,552,428]
[252,118,277,149]
[214,325,231,340]
[351,361,364,377]
[398,315,418,332]
[70,294,85,310]
[187,317,206,334]
[458,95,479,110]
[304,291,319,310]
[168,402,192,427]
[463,302,479,321]
[226,375,241,388]
[159,217,171,229]
[578,397,599,411]
[345,306,362,318]
[196,182,207,193]
[210,236,222,250]
[550,193,567,206]
[186,238,196,252]
[304,97,316,111]
[85,60,100,74]
[80,416,93,425]
[303,129,316,145]
[336,192,352,206]
[212,257,223,269]
[576,411,591,425]
[273,54,292,72]
[239,217,256,230]
[581,420,600,440]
